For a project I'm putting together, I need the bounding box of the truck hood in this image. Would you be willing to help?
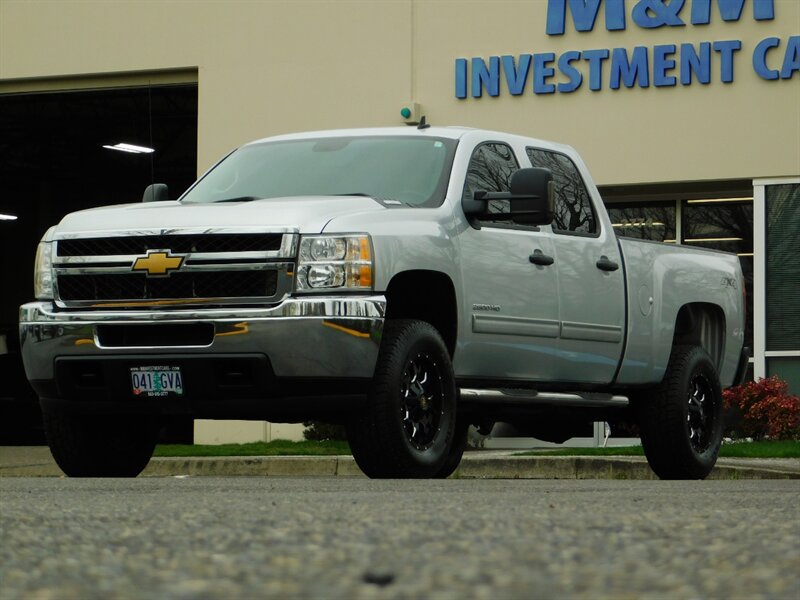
[53,196,387,236]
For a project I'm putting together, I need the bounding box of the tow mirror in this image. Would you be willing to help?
[508,168,554,225]
[142,183,169,203]
[464,167,554,226]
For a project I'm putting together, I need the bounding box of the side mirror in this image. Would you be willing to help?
[142,183,169,203]
[508,168,554,225]
[463,167,554,225]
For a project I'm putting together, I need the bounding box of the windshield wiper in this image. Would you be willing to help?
[334,193,374,198]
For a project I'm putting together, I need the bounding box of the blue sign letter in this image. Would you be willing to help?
[503,55,533,95]
[456,58,468,98]
[533,53,557,94]
[653,44,677,86]
[691,0,774,25]
[546,0,626,35]
[558,51,584,92]
[610,47,650,88]
[472,57,501,97]
[781,36,800,79]
[583,49,610,90]
[632,0,686,29]
[753,37,780,80]
[680,42,712,84]
[713,40,741,83]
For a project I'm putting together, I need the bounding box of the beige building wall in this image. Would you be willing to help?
[2,0,798,186]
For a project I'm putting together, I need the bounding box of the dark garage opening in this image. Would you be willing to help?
[0,83,198,443]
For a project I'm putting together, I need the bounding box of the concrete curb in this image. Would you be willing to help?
[1,447,798,479]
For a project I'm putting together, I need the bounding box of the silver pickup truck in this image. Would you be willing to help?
[20,126,748,479]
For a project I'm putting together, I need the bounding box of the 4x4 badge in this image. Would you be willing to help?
[132,250,185,277]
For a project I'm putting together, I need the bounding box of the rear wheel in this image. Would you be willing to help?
[636,345,723,479]
[43,411,160,477]
[346,319,457,478]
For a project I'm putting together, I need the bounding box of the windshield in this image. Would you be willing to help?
[180,135,458,207]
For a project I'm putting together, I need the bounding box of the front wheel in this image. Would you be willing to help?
[346,320,457,478]
[43,411,160,477]
[635,345,724,480]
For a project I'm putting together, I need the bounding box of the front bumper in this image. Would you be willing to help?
[20,296,385,396]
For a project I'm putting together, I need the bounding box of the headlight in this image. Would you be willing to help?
[34,239,54,300]
[296,234,373,292]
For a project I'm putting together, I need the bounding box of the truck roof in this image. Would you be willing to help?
[243,126,574,154]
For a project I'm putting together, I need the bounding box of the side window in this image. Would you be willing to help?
[526,148,597,234]
[463,143,519,216]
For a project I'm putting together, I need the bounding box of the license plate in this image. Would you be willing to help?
[131,366,183,397]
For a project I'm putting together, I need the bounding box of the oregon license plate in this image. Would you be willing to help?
[131,366,184,397]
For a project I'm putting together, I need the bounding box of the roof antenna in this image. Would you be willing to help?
[417,115,430,130]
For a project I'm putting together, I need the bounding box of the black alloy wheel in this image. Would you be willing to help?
[636,345,724,480]
[346,319,457,478]
[687,373,715,454]
[400,351,445,451]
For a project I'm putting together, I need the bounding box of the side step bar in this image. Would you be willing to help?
[459,388,629,408]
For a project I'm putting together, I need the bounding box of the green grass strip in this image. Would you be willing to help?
[720,440,800,458]
[154,439,350,457]
[154,439,799,459]
[515,440,800,458]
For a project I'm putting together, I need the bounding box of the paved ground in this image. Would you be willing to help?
[1,478,798,599]
[1,446,799,480]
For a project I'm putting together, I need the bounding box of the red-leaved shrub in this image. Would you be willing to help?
[723,376,800,440]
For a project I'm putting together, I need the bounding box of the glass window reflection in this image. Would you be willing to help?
[526,148,596,234]
[682,198,754,356]
[463,143,519,215]
[606,202,676,242]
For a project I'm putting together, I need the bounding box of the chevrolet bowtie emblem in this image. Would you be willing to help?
[132,251,185,277]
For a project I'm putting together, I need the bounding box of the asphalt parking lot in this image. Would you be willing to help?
[1,477,798,599]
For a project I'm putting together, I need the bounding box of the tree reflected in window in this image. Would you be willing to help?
[463,143,519,215]
[527,149,595,234]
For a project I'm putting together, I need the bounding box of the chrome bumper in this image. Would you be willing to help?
[19,297,385,382]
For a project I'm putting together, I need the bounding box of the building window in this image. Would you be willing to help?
[606,202,676,242]
[766,183,800,394]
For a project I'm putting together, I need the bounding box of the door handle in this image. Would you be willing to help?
[596,255,619,272]
[529,249,554,266]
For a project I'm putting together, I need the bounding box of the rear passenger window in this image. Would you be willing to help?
[526,148,596,234]
[463,143,519,216]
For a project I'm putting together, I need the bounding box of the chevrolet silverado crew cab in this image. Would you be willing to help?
[20,126,748,479]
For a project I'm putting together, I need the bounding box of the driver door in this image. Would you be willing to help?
[455,142,561,383]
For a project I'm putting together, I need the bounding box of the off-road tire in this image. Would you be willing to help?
[636,345,723,480]
[43,411,160,477]
[346,319,457,478]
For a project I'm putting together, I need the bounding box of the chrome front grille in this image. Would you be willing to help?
[52,229,298,308]
[57,270,279,301]
[57,233,283,257]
